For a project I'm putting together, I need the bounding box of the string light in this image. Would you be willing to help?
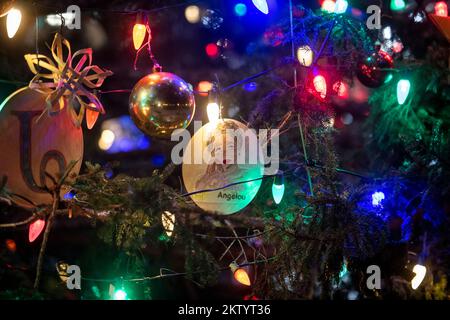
[5,239,16,253]
[206,85,221,123]
[334,0,348,14]
[396,79,411,105]
[382,26,392,40]
[411,264,426,290]
[206,102,220,123]
[230,262,251,286]
[184,5,201,23]
[205,43,219,58]
[313,74,327,99]
[113,288,128,300]
[29,219,46,243]
[161,211,175,237]
[390,0,406,11]
[234,3,247,17]
[197,81,213,97]
[133,12,147,50]
[98,129,115,151]
[332,80,349,99]
[435,2,448,17]
[296,45,314,67]
[252,0,269,14]
[271,172,285,205]
[6,7,21,38]
[371,191,385,207]
[56,262,70,282]
[321,0,336,13]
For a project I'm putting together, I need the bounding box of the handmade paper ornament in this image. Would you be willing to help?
[129,72,196,138]
[0,0,15,17]
[0,88,83,207]
[182,119,263,215]
[23,33,113,128]
[356,51,394,88]
[0,33,110,207]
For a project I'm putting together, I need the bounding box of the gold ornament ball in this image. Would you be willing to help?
[129,72,196,138]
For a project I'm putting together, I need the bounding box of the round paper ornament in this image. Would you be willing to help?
[0,88,83,207]
[356,51,394,88]
[182,119,263,215]
[129,72,196,139]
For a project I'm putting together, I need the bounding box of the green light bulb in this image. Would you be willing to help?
[272,173,285,205]
[391,0,406,11]
[397,79,411,105]
[113,289,127,300]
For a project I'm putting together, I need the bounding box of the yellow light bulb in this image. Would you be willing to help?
[6,8,21,39]
[133,23,146,50]
[297,45,314,67]
[207,102,220,123]
[162,211,175,237]
[234,268,251,286]
[185,5,201,23]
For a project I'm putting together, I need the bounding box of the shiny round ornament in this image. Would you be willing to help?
[0,88,83,207]
[182,119,263,215]
[356,51,394,88]
[129,72,195,139]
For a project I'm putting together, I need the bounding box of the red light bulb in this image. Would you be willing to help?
[435,2,448,17]
[29,219,46,242]
[313,75,327,99]
[205,43,219,58]
[333,81,349,99]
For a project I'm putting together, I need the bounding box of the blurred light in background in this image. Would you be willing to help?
[243,82,258,92]
[382,26,392,40]
[98,129,115,151]
[371,191,385,207]
[332,81,349,99]
[334,0,348,14]
[151,154,166,167]
[234,3,247,17]
[185,5,201,24]
[341,112,353,125]
[321,0,336,13]
[205,42,219,58]
[46,12,76,27]
[98,116,150,153]
[197,81,213,96]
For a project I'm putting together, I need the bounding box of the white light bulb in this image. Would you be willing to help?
[382,26,392,40]
[397,79,411,105]
[98,129,115,151]
[207,102,220,123]
[6,8,21,38]
[411,264,426,290]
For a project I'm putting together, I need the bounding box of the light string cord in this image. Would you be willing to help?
[289,0,314,197]
[80,257,275,284]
